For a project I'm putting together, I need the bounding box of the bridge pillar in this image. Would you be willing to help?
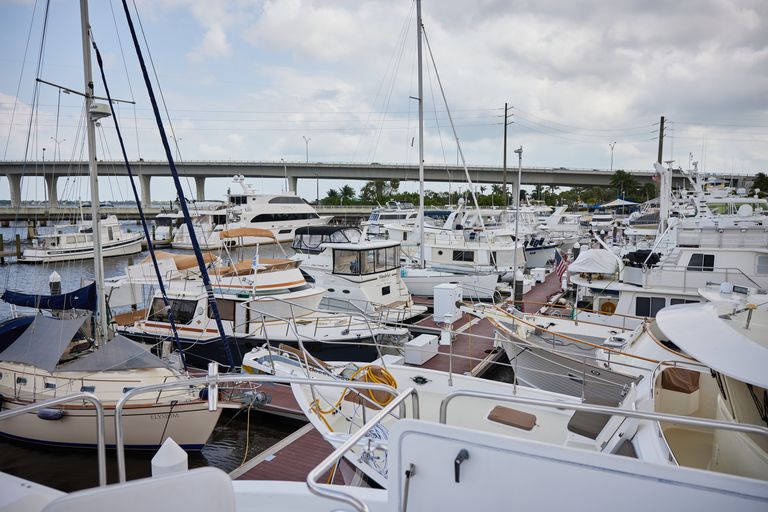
[8,175,22,208]
[288,175,298,193]
[45,175,58,208]
[195,176,206,201]
[140,174,151,206]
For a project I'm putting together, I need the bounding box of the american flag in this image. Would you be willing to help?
[554,249,568,280]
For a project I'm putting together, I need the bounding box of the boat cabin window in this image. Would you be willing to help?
[208,299,236,322]
[230,195,248,205]
[269,196,305,204]
[333,246,399,275]
[670,298,698,305]
[148,298,198,324]
[212,214,228,226]
[686,253,715,272]
[250,212,320,223]
[635,296,665,317]
[453,250,474,262]
[293,228,361,253]
[757,255,768,274]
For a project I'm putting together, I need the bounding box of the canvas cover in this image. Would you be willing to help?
[0,315,87,373]
[58,334,171,372]
[1,283,97,311]
[568,249,619,274]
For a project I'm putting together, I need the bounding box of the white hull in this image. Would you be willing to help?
[524,243,560,269]
[173,218,331,250]
[19,236,143,263]
[401,268,499,299]
[0,397,222,449]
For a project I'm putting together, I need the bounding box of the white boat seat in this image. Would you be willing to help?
[42,468,235,512]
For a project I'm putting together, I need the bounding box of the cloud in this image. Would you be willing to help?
[187,24,231,61]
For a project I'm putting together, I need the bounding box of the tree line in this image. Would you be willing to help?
[318,170,678,208]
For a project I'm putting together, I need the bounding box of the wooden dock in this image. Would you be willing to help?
[231,423,348,484]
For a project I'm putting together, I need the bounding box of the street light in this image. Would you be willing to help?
[50,136,66,160]
[302,136,311,163]
[609,141,616,173]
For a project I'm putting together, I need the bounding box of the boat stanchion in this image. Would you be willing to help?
[207,362,219,411]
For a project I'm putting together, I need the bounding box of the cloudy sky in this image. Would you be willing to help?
[1,0,766,202]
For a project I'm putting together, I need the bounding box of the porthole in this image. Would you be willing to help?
[342,289,350,294]
[438,250,443,255]
[16,377,27,385]
[328,288,335,293]
[81,385,96,392]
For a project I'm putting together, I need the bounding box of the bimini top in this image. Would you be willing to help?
[656,302,768,388]
[295,226,360,237]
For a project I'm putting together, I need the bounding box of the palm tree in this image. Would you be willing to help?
[609,170,638,199]
[339,184,356,203]
[324,188,340,205]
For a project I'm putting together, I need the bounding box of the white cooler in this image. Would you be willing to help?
[403,334,439,365]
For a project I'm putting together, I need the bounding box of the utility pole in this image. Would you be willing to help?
[656,115,665,164]
[512,146,523,306]
[502,103,512,207]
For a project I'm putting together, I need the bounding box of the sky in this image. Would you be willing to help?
[1,0,766,203]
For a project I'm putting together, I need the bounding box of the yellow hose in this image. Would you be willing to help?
[310,365,398,426]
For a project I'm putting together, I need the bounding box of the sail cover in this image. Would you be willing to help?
[58,334,171,372]
[567,249,619,274]
[0,315,87,373]
[1,283,97,311]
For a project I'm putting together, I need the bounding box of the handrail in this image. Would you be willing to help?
[439,390,768,438]
[114,373,405,483]
[0,392,107,486]
[306,387,418,512]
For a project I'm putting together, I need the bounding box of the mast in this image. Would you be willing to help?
[416,0,425,268]
[80,0,108,343]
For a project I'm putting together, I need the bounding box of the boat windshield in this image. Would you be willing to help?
[333,246,399,275]
[292,228,361,253]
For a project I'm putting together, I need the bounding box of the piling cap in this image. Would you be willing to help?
[49,270,61,283]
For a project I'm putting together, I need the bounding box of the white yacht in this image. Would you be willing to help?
[291,226,427,322]
[172,176,331,250]
[19,215,142,263]
[588,209,616,229]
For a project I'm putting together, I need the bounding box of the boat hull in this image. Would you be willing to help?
[19,236,143,263]
[0,398,222,450]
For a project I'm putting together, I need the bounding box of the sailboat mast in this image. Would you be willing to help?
[80,0,108,343]
[416,0,425,269]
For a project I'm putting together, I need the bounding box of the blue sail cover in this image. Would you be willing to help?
[1,283,97,311]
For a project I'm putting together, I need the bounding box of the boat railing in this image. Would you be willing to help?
[114,372,416,485]
[0,392,107,487]
[305,386,419,512]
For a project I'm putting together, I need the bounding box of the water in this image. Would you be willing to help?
[0,411,305,491]
[0,222,302,490]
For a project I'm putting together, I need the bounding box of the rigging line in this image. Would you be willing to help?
[108,0,142,159]
[514,116,657,145]
[121,0,233,369]
[92,35,187,369]
[130,0,195,202]
[424,44,449,170]
[365,0,415,162]
[421,25,483,225]
[4,0,41,159]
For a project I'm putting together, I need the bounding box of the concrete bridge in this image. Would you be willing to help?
[0,160,679,208]
[0,204,375,224]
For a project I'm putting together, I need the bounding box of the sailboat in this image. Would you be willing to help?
[0,0,227,449]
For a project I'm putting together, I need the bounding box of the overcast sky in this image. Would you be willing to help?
[1,0,766,202]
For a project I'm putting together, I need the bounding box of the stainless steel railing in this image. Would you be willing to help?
[0,392,107,486]
[306,387,419,512]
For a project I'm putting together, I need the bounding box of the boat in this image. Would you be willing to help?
[291,226,428,322]
[0,314,226,449]
[114,236,409,368]
[19,215,142,263]
[172,175,331,250]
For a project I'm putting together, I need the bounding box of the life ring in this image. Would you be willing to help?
[600,301,617,315]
